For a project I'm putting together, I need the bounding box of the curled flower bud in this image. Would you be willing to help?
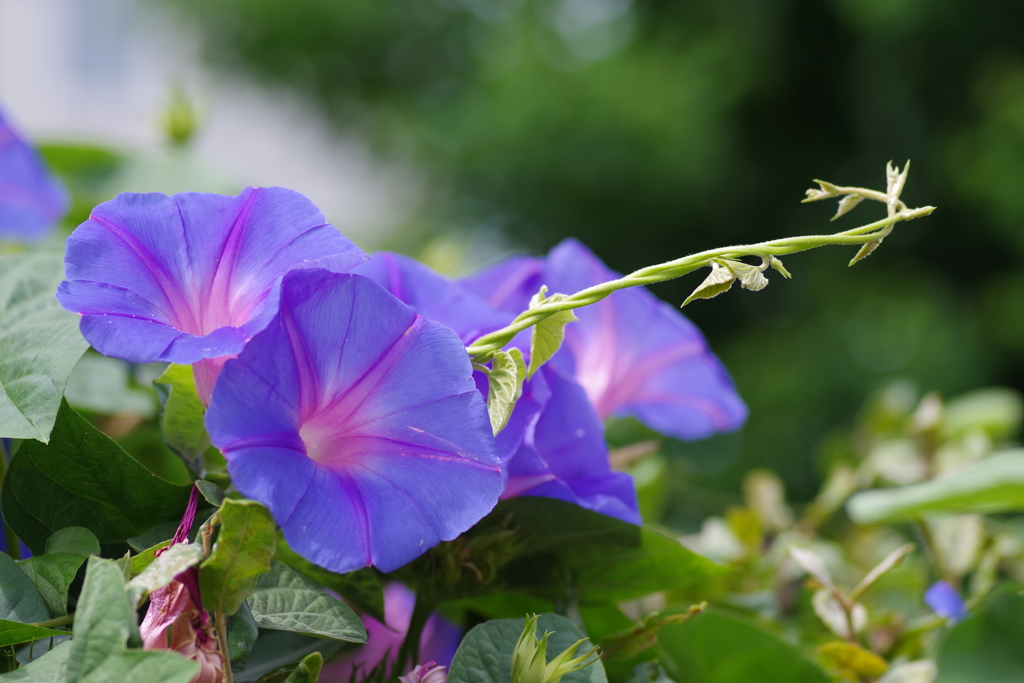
[400,662,449,683]
[139,486,226,683]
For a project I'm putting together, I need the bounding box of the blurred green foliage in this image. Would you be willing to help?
[157,0,1024,503]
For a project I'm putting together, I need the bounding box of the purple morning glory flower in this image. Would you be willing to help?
[356,252,639,524]
[57,187,366,402]
[0,107,69,241]
[502,366,640,524]
[205,268,503,573]
[462,238,747,441]
[925,580,968,622]
[322,582,461,681]
[352,252,511,345]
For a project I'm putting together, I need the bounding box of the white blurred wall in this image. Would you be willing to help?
[0,0,413,244]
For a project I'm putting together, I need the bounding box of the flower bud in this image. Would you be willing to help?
[400,662,448,683]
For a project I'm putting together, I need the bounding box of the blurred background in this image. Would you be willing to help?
[4,0,1024,529]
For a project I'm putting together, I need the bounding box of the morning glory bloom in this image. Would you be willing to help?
[462,239,747,441]
[353,252,510,345]
[57,187,365,402]
[322,582,461,681]
[503,366,640,524]
[924,580,968,622]
[205,268,503,573]
[0,107,69,240]
[356,252,639,524]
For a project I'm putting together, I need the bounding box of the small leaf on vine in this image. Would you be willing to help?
[526,288,578,379]
[722,259,769,292]
[487,349,525,434]
[832,194,864,221]
[682,262,736,307]
[849,239,883,266]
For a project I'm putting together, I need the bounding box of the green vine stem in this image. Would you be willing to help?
[466,167,934,361]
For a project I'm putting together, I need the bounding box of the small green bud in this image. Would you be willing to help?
[511,616,549,683]
[802,179,840,203]
[768,256,792,279]
[511,615,601,683]
[162,84,199,148]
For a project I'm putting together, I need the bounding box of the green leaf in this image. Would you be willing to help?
[44,527,100,557]
[849,238,883,266]
[65,556,199,683]
[247,562,366,643]
[847,450,1024,523]
[527,288,578,379]
[877,661,937,683]
[0,246,89,442]
[850,543,915,601]
[817,641,888,681]
[196,479,225,507]
[15,527,100,615]
[63,353,155,418]
[154,364,210,473]
[127,522,179,553]
[448,613,606,683]
[72,650,201,683]
[273,536,384,623]
[720,259,768,292]
[125,542,203,607]
[936,588,1024,682]
[0,619,70,648]
[487,349,526,435]
[0,553,49,624]
[284,652,323,683]
[16,554,86,617]
[231,630,344,683]
[654,608,831,683]
[228,602,259,663]
[944,388,1023,441]
[599,605,704,662]
[0,400,193,554]
[0,641,71,681]
[64,557,134,681]
[494,498,725,603]
[199,498,277,616]
[682,262,735,307]
[128,541,173,579]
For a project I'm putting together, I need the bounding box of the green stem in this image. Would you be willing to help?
[30,615,73,629]
[216,611,233,683]
[395,591,435,673]
[465,205,934,359]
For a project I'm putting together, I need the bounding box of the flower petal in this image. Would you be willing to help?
[924,580,968,622]
[459,254,541,315]
[0,108,68,241]
[364,253,638,522]
[354,252,512,345]
[322,582,461,681]
[206,270,502,573]
[58,187,366,367]
[504,367,640,525]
